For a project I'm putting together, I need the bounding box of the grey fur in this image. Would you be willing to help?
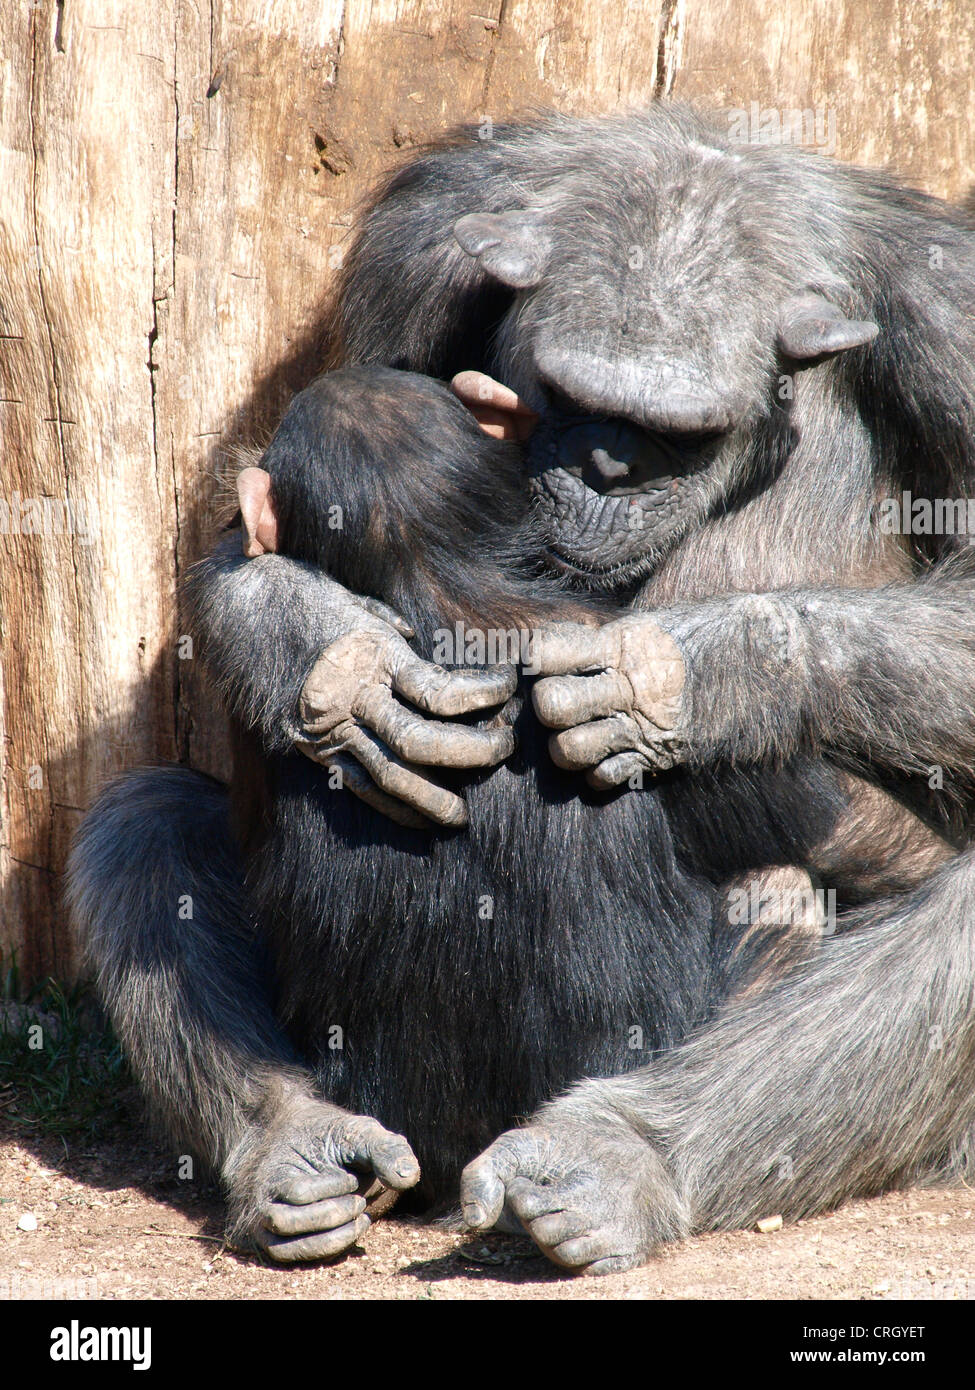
[68,104,975,1271]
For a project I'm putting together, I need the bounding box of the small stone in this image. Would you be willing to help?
[17,1213,38,1231]
[756,1214,783,1234]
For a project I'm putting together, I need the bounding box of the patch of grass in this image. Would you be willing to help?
[0,955,133,1142]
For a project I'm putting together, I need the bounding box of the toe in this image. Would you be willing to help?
[261,1214,370,1264]
[262,1193,366,1236]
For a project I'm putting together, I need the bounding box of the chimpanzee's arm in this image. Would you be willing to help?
[654,571,975,776]
[184,534,516,825]
[184,534,341,752]
[531,566,975,787]
[68,766,423,1262]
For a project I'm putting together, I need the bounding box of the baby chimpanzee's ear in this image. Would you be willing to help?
[237,467,280,556]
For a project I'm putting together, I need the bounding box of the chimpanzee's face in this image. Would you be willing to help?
[452,152,877,588]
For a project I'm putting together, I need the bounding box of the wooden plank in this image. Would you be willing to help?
[675,0,975,199]
[0,2,179,980]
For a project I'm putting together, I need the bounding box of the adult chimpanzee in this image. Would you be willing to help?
[68,104,975,1273]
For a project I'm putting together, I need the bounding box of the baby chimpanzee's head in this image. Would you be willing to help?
[249,366,581,631]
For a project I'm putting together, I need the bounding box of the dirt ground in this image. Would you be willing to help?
[1,1125,973,1301]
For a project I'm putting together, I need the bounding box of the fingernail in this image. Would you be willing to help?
[440,800,469,828]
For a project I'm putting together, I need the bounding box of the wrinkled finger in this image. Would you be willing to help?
[325,752,431,830]
[338,1120,422,1191]
[533,671,631,729]
[272,1168,359,1205]
[358,687,515,767]
[261,1214,370,1264]
[586,752,647,790]
[548,1234,622,1270]
[391,647,517,717]
[531,622,617,677]
[527,1211,591,1248]
[460,1142,522,1229]
[357,595,415,638]
[549,716,637,772]
[341,727,469,827]
[263,1194,366,1236]
[506,1176,565,1222]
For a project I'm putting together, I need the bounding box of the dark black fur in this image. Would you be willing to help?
[242,367,838,1196]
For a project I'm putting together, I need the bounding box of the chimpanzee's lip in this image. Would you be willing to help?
[531,461,684,583]
[558,463,679,497]
[545,544,612,575]
[544,542,652,583]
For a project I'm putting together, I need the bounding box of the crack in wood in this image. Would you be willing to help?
[168,13,184,762]
[654,0,685,101]
[25,6,81,885]
[480,0,509,112]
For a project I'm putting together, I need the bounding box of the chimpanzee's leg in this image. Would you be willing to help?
[66,766,419,1261]
[462,848,975,1273]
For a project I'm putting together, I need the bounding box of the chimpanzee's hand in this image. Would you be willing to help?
[226,1097,420,1264]
[295,587,517,829]
[531,615,686,787]
[460,1106,679,1275]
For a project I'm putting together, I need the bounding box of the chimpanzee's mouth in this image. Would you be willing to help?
[527,384,723,497]
[543,542,650,582]
[525,385,725,581]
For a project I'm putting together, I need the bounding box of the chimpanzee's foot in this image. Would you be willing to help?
[225,1093,420,1263]
[460,1105,686,1275]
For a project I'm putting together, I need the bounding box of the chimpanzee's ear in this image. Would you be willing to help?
[237,467,279,557]
[453,210,551,289]
[777,292,879,359]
